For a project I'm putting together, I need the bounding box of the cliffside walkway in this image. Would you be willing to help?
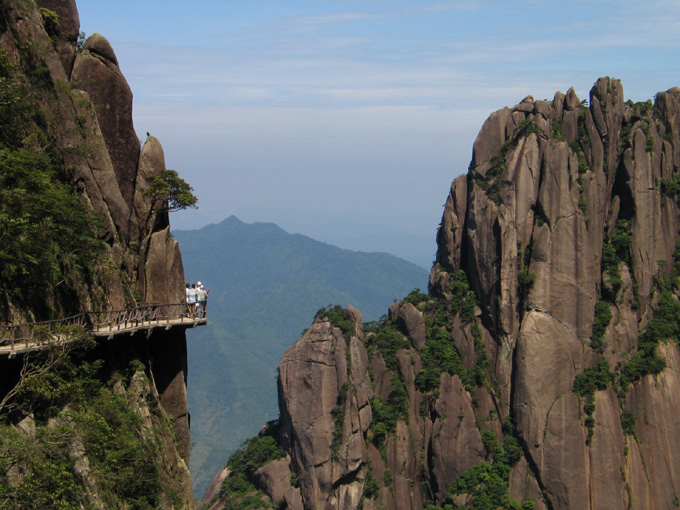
[0,302,207,357]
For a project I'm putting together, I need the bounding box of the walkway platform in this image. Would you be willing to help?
[0,302,207,357]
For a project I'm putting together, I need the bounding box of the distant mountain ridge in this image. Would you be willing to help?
[173,216,429,497]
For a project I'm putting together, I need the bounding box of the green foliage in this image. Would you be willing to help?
[671,241,680,289]
[573,361,615,398]
[591,300,612,351]
[610,220,632,264]
[444,424,530,510]
[618,288,676,391]
[227,433,284,480]
[403,287,430,307]
[660,176,680,208]
[365,323,408,372]
[473,118,545,204]
[75,31,87,53]
[620,409,637,437]
[315,304,356,337]
[362,460,380,500]
[448,270,477,324]
[39,8,59,38]
[448,462,509,509]
[71,390,163,508]
[331,383,349,456]
[517,244,535,303]
[0,49,107,317]
[6,326,96,420]
[415,270,488,396]
[646,135,655,152]
[144,168,198,213]
[219,433,285,509]
[601,220,632,296]
[572,361,615,444]
[370,374,409,454]
[0,424,84,509]
[0,346,170,509]
[416,326,465,392]
[552,121,566,142]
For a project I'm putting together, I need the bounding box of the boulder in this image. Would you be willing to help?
[72,33,140,208]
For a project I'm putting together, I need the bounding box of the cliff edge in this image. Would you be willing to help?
[0,1,195,507]
[208,78,680,510]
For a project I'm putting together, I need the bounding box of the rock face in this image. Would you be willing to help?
[2,1,183,316]
[215,79,680,510]
[0,1,193,507]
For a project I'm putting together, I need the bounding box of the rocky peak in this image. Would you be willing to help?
[215,79,680,510]
[1,1,194,507]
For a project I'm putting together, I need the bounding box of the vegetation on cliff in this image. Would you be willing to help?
[0,47,107,320]
[174,216,428,497]
[0,2,196,508]
[210,79,680,510]
[0,332,178,509]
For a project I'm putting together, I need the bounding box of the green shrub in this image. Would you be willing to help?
[601,220,632,296]
[403,288,429,307]
[315,305,356,337]
[591,300,612,351]
[227,434,285,480]
[463,323,490,389]
[573,361,615,398]
[365,324,408,372]
[449,270,477,324]
[416,327,464,392]
[0,49,107,317]
[219,433,285,509]
[518,270,536,301]
[646,135,654,152]
[362,460,379,499]
[0,344,171,509]
[620,409,637,436]
[370,375,409,453]
[573,361,615,444]
[331,383,349,455]
[553,122,566,141]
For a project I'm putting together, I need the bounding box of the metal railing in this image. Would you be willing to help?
[0,301,207,355]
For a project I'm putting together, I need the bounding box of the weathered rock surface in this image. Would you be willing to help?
[0,1,193,507]
[71,33,141,208]
[217,79,680,510]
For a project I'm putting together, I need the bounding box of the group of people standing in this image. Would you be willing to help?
[186,281,208,318]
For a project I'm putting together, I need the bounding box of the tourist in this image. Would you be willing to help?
[187,283,198,316]
[197,283,208,318]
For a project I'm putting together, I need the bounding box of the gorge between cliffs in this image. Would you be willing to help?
[204,79,680,510]
[2,0,680,509]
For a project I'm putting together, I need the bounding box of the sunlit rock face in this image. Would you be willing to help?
[227,79,680,510]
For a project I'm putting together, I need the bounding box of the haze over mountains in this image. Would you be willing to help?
[200,80,680,510]
[173,216,429,496]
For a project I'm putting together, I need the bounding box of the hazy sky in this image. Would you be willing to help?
[75,1,680,266]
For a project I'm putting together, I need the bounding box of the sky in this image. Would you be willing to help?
[75,0,680,268]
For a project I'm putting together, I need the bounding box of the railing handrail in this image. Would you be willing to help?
[0,300,207,354]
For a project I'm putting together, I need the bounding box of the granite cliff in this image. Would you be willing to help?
[206,78,680,510]
[0,0,194,507]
